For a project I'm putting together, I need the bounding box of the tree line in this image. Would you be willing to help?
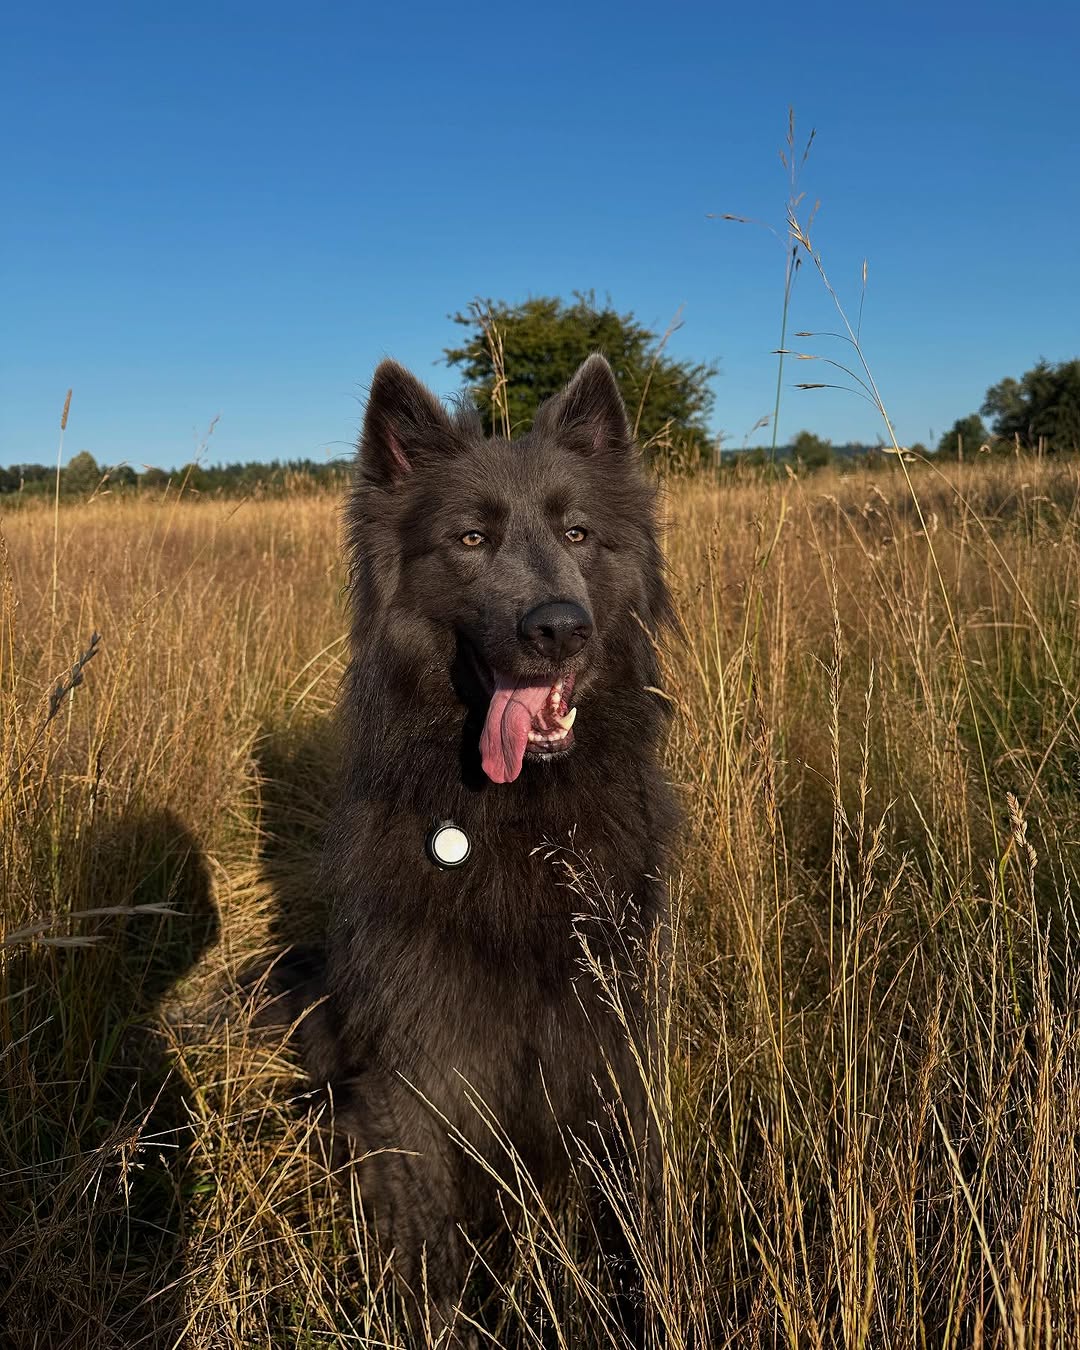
[0,455,350,499]
[4,297,1076,496]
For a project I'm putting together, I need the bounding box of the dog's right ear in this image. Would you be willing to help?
[360,360,456,486]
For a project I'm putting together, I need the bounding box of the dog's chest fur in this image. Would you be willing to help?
[322,716,672,1168]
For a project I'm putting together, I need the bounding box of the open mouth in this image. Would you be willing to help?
[479,671,578,784]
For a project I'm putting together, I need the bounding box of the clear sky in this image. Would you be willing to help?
[3,1,1078,469]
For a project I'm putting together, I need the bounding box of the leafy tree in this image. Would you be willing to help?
[0,463,50,495]
[63,450,101,495]
[105,464,138,489]
[791,429,832,469]
[982,358,1080,452]
[178,462,210,492]
[140,467,170,489]
[937,414,989,459]
[732,447,769,470]
[444,294,717,463]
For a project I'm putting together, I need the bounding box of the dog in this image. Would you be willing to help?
[296,353,677,1340]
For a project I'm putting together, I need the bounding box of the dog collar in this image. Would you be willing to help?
[425,821,471,869]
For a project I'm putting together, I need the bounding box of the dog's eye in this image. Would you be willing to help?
[565,526,588,544]
[461,531,486,547]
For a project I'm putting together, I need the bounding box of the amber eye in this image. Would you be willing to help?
[461,531,486,547]
[565,526,588,544]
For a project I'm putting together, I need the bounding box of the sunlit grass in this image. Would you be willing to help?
[3,456,1080,1346]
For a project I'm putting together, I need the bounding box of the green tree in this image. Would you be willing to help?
[444,294,717,463]
[791,429,832,469]
[982,358,1080,452]
[177,462,210,492]
[63,450,101,495]
[937,414,989,459]
[106,464,137,489]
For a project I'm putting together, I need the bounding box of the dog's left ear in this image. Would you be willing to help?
[533,354,633,456]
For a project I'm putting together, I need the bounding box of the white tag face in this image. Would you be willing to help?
[428,824,470,868]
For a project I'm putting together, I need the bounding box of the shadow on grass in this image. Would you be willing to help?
[0,810,217,1348]
[240,717,340,1063]
[252,716,339,956]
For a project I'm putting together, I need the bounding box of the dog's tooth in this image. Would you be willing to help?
[555,707,577,731]
[527,731,538,743]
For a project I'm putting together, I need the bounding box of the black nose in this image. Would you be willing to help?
[519,601,593,662]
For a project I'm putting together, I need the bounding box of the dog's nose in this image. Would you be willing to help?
[519,601,593,662]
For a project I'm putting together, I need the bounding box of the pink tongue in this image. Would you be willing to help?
[480,675,554,784]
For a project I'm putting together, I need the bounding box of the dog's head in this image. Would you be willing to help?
[348,354,670,784]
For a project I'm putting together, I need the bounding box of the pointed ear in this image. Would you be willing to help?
[533,354,633,455]
[360,360,456,485]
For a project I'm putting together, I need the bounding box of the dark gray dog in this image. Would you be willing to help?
[296,354,676,1340]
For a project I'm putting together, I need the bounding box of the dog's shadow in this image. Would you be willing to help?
[242,718,348,1093]
[1,809,217,1348]
[252,716,339,960]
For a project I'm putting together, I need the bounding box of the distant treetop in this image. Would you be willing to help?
[444,293,718,468]
[981,358,1080,452]
[937,413,990,460]
[938,357,1080,457]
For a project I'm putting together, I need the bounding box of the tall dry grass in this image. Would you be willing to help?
[3,455,1080,1347]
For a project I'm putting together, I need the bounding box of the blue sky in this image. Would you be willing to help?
[3,1,1078,469]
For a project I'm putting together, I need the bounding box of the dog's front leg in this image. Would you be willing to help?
[337,1076,480,1347]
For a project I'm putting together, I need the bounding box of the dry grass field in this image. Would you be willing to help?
[3,456,1080,1347]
